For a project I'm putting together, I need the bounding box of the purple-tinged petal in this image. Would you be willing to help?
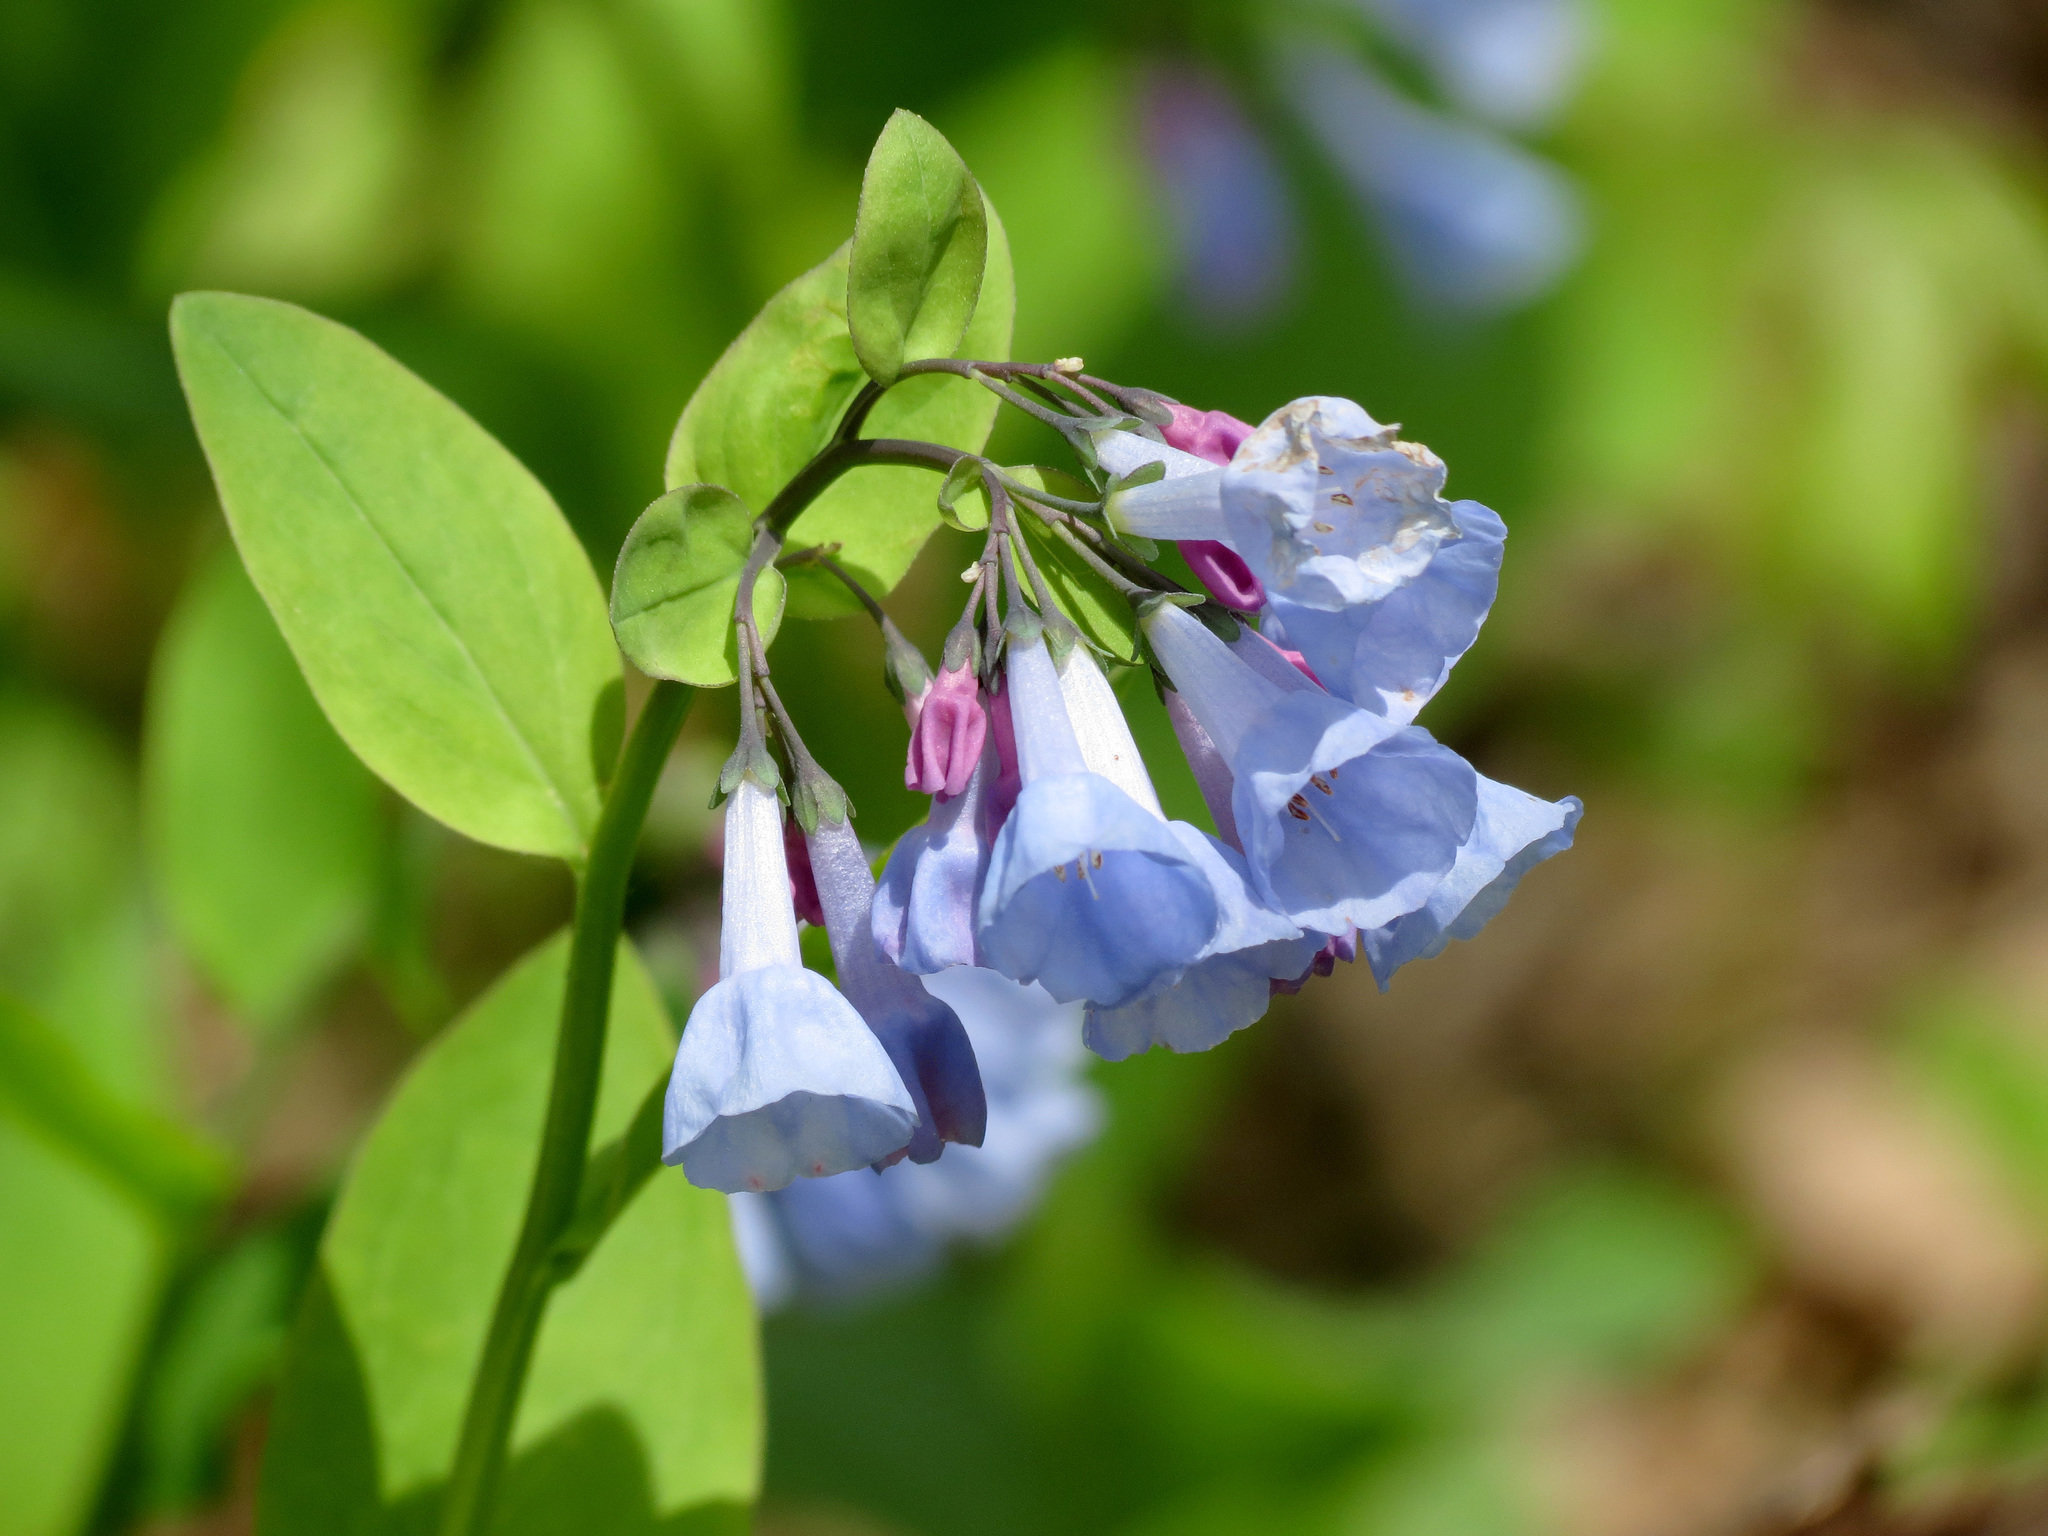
[810,814,986,1164]
[1181,539,1267,610]
[873,747,994,974]
[1362,775,1580,985]
[1263,498,1505,723]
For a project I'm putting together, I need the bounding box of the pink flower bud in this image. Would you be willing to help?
[905,664,987,798]
[783,819,824,927]
[1163,402,1254,467]
[985,681,1021,831]
[1180,538,1266,611]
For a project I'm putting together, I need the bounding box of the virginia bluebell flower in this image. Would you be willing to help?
[976,637,1220,1007]
[873,742,995,974]
[663,779,917,1193]
[1360,774,1581,985]
[1141,64,1298,327]
[1263,498,1506,725]
[728,967,1101,1306]
[1102,398,1464,613]
[807,811,986,1165]
[1142,601,1476,935]
[1054,645,1313,1060]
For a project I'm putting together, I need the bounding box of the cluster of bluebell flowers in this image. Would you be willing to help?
[660,356,1577,1303]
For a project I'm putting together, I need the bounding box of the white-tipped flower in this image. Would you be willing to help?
[1097,398,1463,612]
[663,779,916,1193]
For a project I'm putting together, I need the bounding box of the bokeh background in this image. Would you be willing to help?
[12,0,2048,1532]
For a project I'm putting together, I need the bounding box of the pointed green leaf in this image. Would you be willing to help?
[0,1119,165,1536]
[258,934,760,1535]
[665,203,1014,619]
[146,546,384,1029]
[847,109,988,385]
[609,486,786,688]
[170,292,622,862]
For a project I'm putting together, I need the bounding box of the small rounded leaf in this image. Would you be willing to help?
[611,485,786,687]
[848,109,989,385]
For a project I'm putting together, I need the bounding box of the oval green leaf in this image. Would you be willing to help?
[610,486,786,688]
[170,292,621,863]
[665,202,1014,620]
[146,546,383,1031]
[258,933,760,1534]
[848,109,988,386]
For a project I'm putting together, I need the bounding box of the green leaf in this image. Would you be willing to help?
[847,109,988,386]
[1014,495,1136,661]
[0,993,231,1220]
[609,486,786,688]
[139,1226,308,1514]
[170,292,622,862]
[258,933,760,1535]
[665,204,1014,620]
[146,545,384,1029]
[0,1118,166,1536]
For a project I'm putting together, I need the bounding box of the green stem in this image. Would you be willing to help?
[436,678,695,1536]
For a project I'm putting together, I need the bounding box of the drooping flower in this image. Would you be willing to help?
[1163,606,1577,990]
[1101,398,1466,613]
[905,662,987,797]
[976,637,1219,1007]
[1360,775,1581,985]
[1263,497,1505,725]
[663,778,917,1193]
[1142,600,1476,935]
[728,966,1101,1307]
[1053,645,1313,1060]
[873,741,996,974]
[807,811,986,1165]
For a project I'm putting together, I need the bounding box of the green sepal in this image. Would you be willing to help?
[713,740,780,810]
[940,625,979,676]
[936,457,990,532]
[788,772,851,837]
[610,485,785,689]
[883,623,935,705]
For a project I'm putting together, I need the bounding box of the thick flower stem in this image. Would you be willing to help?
[436,678,696,1536]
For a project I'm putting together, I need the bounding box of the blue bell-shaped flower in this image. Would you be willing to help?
[662,778,917,1193]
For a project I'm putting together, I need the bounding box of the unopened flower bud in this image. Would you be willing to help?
[906,664,987,798]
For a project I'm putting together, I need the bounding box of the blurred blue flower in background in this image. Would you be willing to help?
[1140,64,1299,328]
[1284,42,1584,314]
[1355,0,1591,128]
[729,967,1102,1308]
